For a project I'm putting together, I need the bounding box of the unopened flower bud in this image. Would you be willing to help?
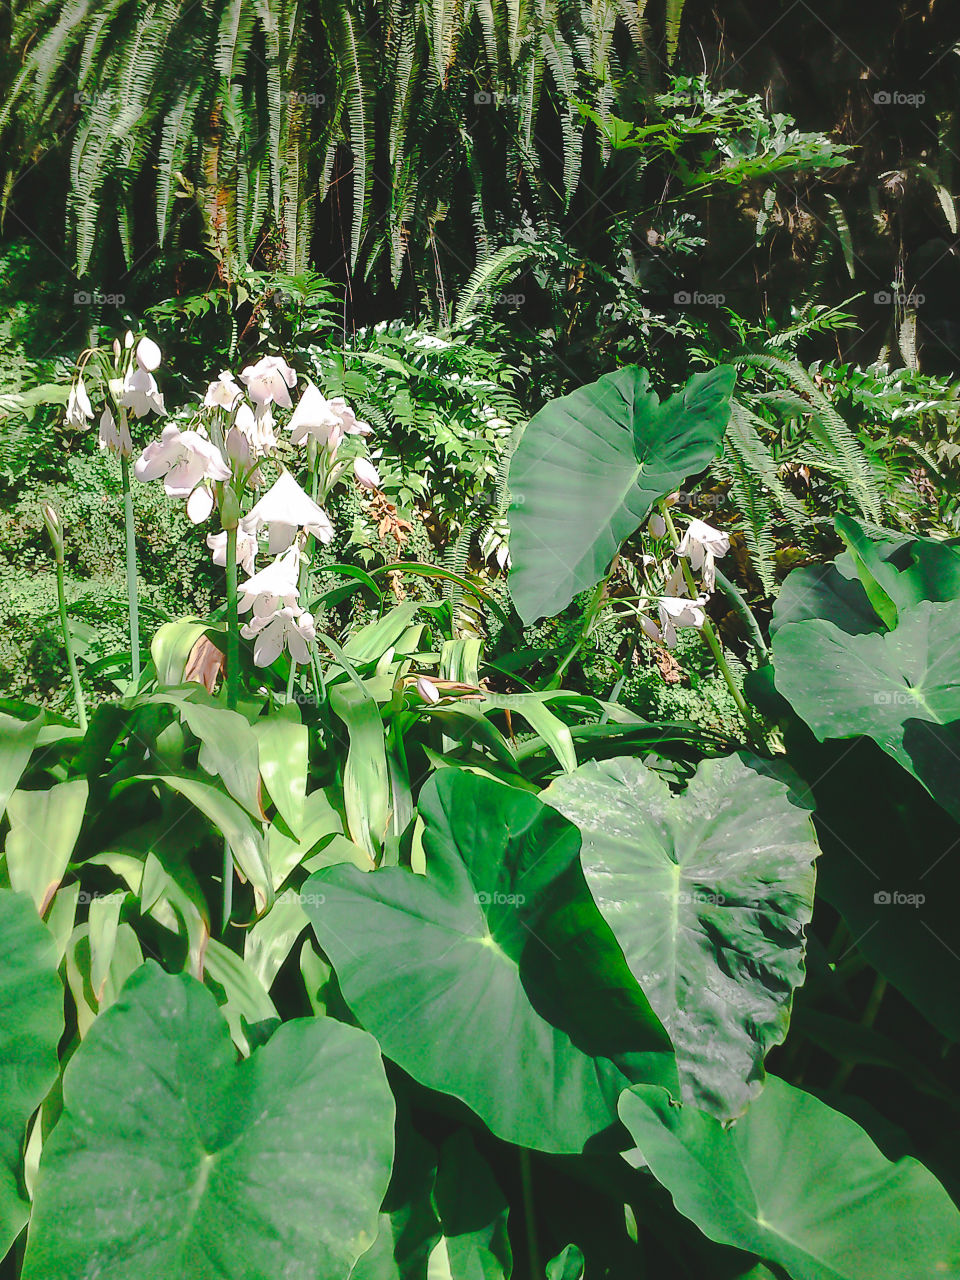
[42,503,64,564]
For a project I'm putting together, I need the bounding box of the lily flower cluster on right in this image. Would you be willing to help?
[638,504,731,649]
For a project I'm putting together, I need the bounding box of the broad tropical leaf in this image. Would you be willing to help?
[546,754,819,1118]
[507,365,735,623]
[23,963,394,1279]
[303,769,677,1153]
[773,598,960,822]
[619,1076,960,1280]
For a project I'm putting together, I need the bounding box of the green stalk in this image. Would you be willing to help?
[661,507,764,745]
[222,522,240,934]
[120,445,141,684]
[225,524,240,710]
[55,557,88,733]
[519,1149,541,1280]
[548,575,608,689]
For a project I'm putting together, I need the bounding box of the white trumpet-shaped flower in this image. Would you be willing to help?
[233,402,277,458]
[287,382,343,448]
[237,546,302,616]
[240,470,333,553]
[97,407,132,457]
[207,527,259,577]
[657,595,707,650]
[135,337,162,372]
[66,380,93,429]
[353,457,381,489]
[118,366,165,418]
[135,425,231,500]
[677,518,730,591]
[204,370,243,410]
[242,605,316,667]
[239,355,297,409]
[329,396,372,438]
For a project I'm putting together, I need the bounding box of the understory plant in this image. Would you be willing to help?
[1,344,959,1280]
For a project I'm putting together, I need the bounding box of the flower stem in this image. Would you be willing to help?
[120,449,141,684]
[55,559,87,733]
[222,523,240,934]
[225,524,239,710]
[661,506,764,746]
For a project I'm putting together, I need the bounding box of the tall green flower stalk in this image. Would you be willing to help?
[43,504,87,733]
[119,429,141,684]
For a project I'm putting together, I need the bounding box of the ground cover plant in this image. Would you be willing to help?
[3,2,960,1276]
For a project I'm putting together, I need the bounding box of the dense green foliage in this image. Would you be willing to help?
[3,1,960,1277]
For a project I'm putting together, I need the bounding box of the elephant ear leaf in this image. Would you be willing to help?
[507,365,736,624]
[619,1076,960,1280]
[546,754,819,1120]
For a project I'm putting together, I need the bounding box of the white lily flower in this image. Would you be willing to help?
[207,527,258,577]
[662,563,689,598]
[329,396,372,437]
[239,355,297,409]
[186,485,215,524]
[97,407,132,457]
[204,371,243,410]
[677,519,730,592]
[119,366,165,418]
[234,402,277,458]
[287,382,343,448]
[240,470,334,553]
[134,425,231,499]
[237,545,302,617]
[639,614,662,643]
[353,457,381,489]
[242,605,316,667]
[135,337,162,372]
[416,676,441,704]
[648,512,666,539]
[66,380,93,429]
[657,595,707,650]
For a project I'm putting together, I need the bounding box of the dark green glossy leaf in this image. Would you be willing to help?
[304,769,677,1153]
[619,1076,960,1280]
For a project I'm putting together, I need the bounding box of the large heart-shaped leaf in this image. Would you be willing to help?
[619,1076,960,1280]
[304,769,677,1153]
[773,598,960,821]
[545,755,819,1119]
[507,365,735,623]
[23,963,394,1280]
[0,890,64,1259]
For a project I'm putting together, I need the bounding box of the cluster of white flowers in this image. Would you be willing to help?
[639,509,731,649]
[117,349,383,669]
